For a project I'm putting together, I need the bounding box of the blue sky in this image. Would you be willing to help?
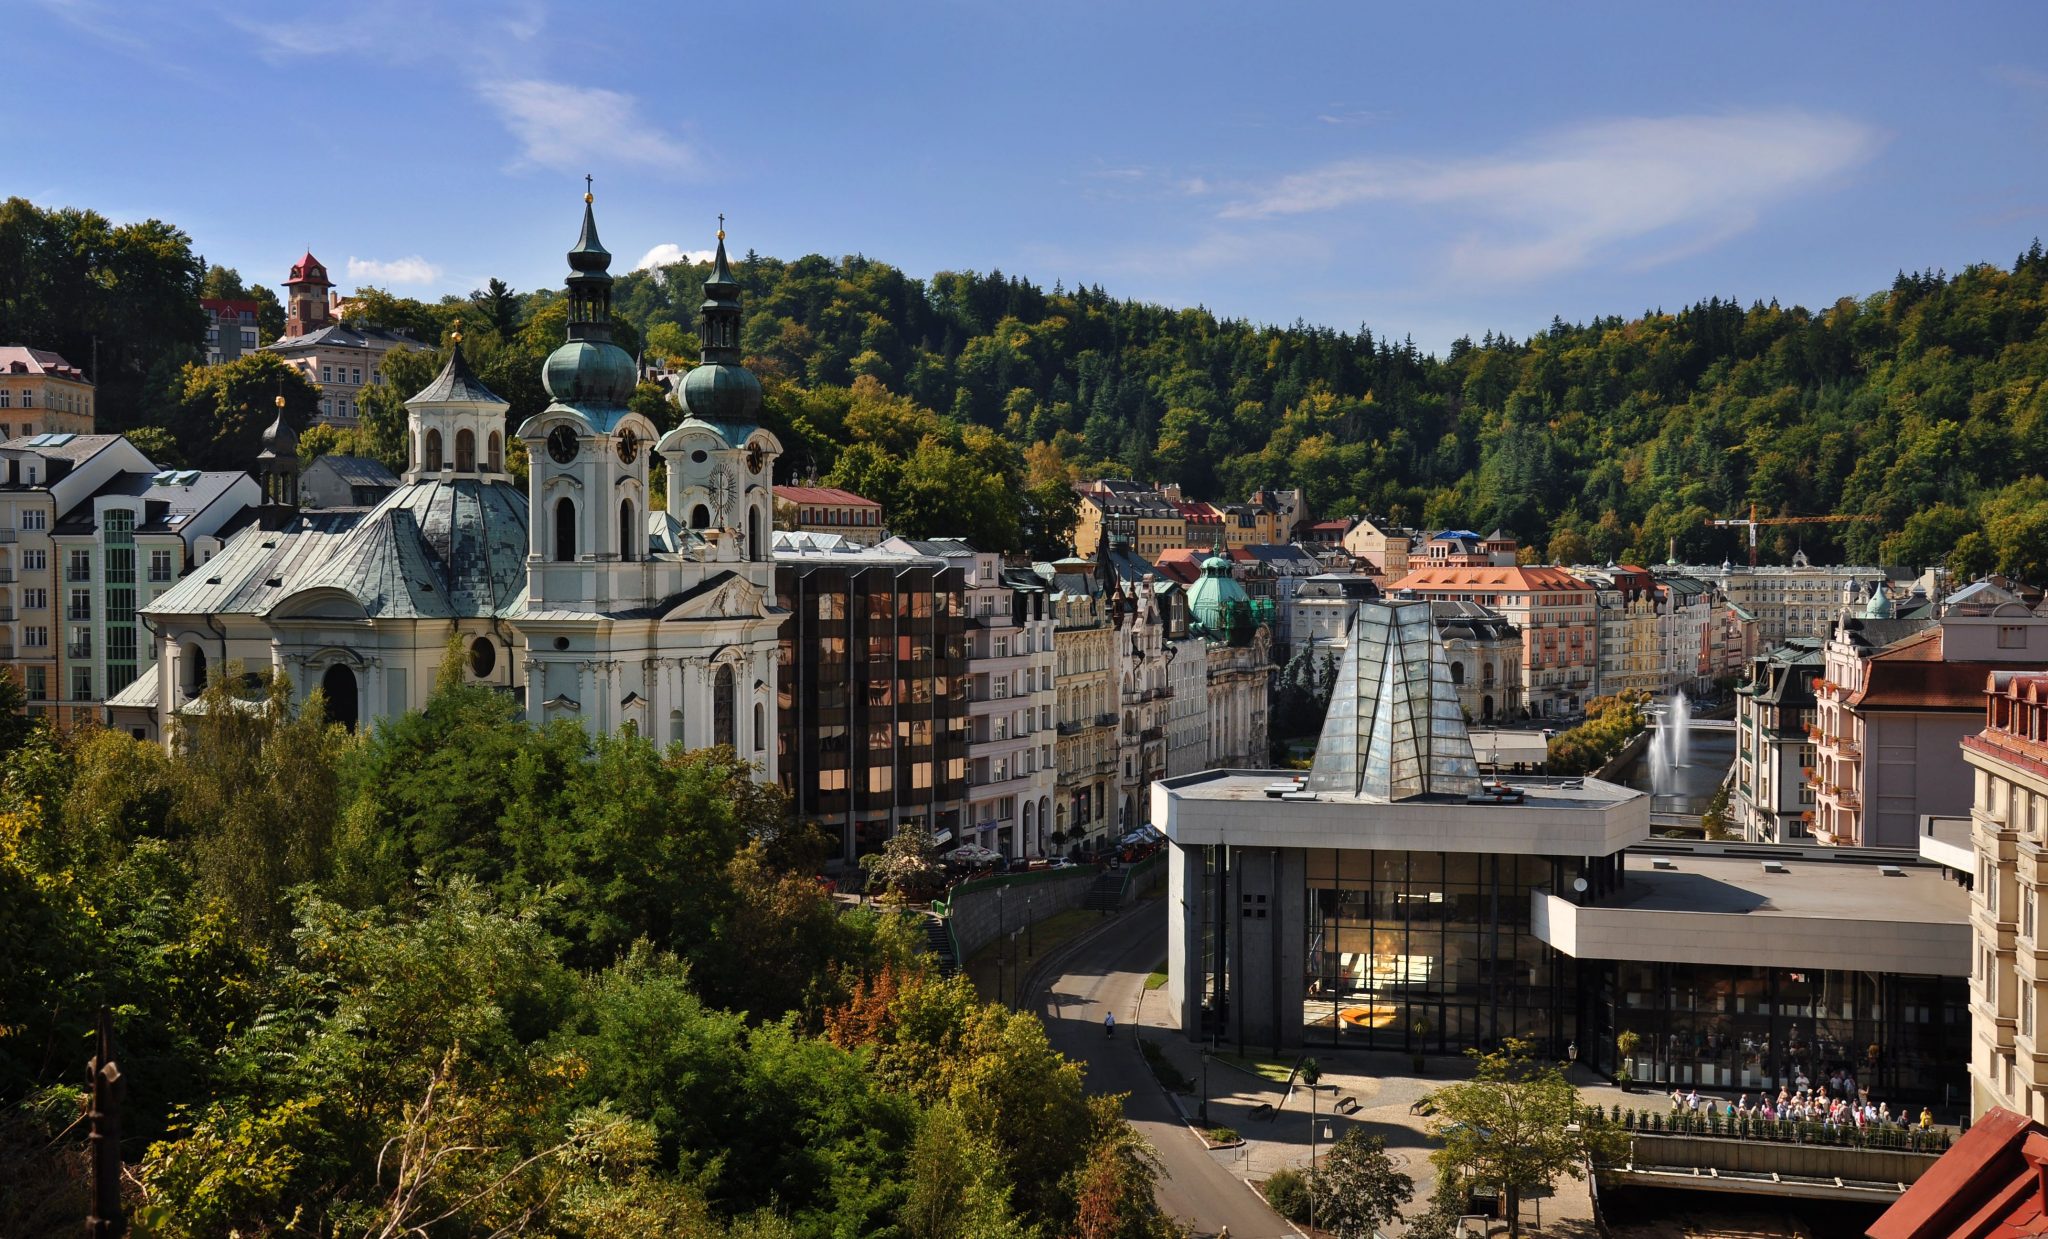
[14,1,2048,352]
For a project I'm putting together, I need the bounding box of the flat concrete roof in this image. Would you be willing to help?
[1534,851,1969,975]
[1918,814,1973,875]
[1154,769,1648,858]
[1468,729,1550,764]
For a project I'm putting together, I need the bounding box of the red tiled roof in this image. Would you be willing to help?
[1869,1108,2043,1239]
[1854,631,2044,711]
[774,485,880,507]
[1387,565,1593,593]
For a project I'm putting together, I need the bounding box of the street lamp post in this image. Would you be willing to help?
[1199,1053,1210,1125]
[998,888,1006,1007]
[1027,893,1034,959]
[1303,1058,1322,1234]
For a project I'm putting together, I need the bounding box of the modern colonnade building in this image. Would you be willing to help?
[1161,599,1972,1103]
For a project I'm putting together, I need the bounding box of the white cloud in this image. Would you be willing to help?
[347,255,442,284]
[635,243,714,271]
[474,78,697,175]
[1221,110,1882,282]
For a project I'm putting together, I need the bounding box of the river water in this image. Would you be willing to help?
[1618,723,1737,817]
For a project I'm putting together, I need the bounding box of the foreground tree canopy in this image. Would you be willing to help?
[0,666,1176,1237]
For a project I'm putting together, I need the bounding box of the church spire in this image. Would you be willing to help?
[565,177,615,344]
[699,215,742,359]
[676,217,762,425]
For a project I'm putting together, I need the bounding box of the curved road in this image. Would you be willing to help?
[1029,904,1291,1239]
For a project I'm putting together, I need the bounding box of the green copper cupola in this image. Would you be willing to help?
[542,181,636,410]
[679,217,762,424]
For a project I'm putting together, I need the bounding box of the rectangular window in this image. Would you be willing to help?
[241,328,258,348]
[351,368,362,385]
[149,549,174,582]
[67,589,90,620]
[70,666,91,702]
[322,366,333,384]
[107,588,133,624]
[2002,625,2028,649]
[0,393,9,408]
[23,625,46,647]
[21,549,43,571]
[21,588,43,610]
[20,390,31,408]
[20,510,44,532]
[66,550,90,582]
[25,666,44,699]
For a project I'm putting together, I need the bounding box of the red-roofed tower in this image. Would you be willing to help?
[284,252,332,337]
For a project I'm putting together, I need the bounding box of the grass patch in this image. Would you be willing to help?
[1138,1038,1192,1091]
[1204,1126,1240,1144]
[1212,1051,1298,1084]
[1145,969,1168,990]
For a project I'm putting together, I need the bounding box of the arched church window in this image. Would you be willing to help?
[320,663,359,732]
[455,428,475,471]
[748,506,762,560]
[425,428,443,472]
[713,664,735,749]
[669,709,685,747]
[690,504,711,530]
[619,499,636,561]
[554,497,576,562]
[487,431,502,472]
[753,701,766,751]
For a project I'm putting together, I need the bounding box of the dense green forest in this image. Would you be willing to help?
[0,664,1174,1236]
[8,194,2048,575]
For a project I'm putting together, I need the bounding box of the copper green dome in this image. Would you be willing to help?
[679,223,762,425]
[544,338,636,407]
[541,188,635,411]
[1187,554,1253,644]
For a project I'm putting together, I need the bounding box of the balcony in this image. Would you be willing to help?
[65,570,90,584]
[0,569,15,584]
[0,528,16,543]
[66,641,91,659]
[1140,725,1164,743]
[1096,712,1118,727]
[1057,719,1085,736]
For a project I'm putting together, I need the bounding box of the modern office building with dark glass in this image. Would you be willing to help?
[774,532,970,863]
[1159,599,1971,1103]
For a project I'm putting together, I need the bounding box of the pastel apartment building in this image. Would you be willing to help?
[1387,563,1598,717]
[0,347,95,438]
[772,485,885,546]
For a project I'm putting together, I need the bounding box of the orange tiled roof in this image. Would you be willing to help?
[774,485,881,507]
[1386,565,1592,593]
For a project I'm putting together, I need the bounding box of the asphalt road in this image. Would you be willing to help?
[1030,904,1293,1239]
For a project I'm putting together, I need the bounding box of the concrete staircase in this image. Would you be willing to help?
[1083,867,1126,912]
[923,914,958,977]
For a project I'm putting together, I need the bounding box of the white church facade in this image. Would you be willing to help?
[128,194,786,782]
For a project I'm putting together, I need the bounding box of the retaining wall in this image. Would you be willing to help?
[945,855,1165,960]
[1620,1132,1940,1185]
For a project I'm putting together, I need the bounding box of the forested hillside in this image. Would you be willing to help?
[8,194,2048,575]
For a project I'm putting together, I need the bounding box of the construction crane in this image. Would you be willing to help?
[1707,503,1879,566]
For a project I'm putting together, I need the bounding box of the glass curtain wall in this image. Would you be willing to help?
[1303,847,1568,1055]
[1590,962,1966,1104]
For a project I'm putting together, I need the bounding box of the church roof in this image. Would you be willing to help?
[285,477,529,618]
[144,510,365,616]
[408,340,506,407]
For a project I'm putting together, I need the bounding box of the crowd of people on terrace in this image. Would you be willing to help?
[1665,1065,1935,1130]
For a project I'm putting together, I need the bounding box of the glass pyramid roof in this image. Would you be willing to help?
[1305,599,1481,801]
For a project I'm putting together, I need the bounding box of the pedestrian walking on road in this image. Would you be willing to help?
[1105,1010,1116,1038]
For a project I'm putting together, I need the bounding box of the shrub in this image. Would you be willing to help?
[1205,1127,1239,1145]
[1262,1167,1312,1223]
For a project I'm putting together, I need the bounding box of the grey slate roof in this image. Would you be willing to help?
[54,469,248,534]
[105,673,160,710]
[284,477,529,618]
[269,323,419,352]
[145,511,365,616]
[303,455,400,488]
[408,344,507,407]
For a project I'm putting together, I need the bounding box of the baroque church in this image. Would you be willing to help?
[129,192,786,782]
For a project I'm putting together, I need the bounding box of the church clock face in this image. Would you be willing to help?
[745,443,765,475]
[710,464,738,516]
[616,430,639,464]
[546,425,579,465]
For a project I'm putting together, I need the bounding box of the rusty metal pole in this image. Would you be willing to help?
[86,1007,124,1238]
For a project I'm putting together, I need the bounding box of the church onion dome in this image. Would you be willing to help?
[409,335,507,407]
[678,223,763,425]
[258,395,297,460]
[543,338,637,407]
[541,185,637,410]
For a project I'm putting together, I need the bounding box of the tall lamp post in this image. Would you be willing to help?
[997,887,1006,1007]
[1303,1058,1323,1234]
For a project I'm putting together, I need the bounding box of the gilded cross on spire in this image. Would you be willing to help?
[584,174,593,204]
[717,213,725,242]
[450,317,463,345]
